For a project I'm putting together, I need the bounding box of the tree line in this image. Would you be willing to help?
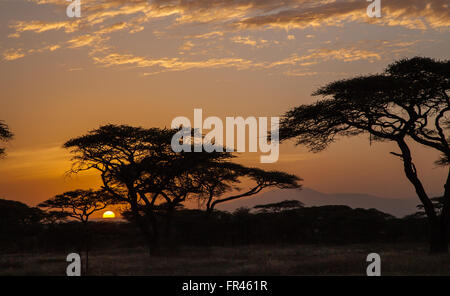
[0,197,438,253]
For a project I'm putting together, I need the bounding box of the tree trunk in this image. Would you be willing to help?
[83,221,90,275]
[429,219,448,253]
[146,210,159,252]
[85,249,89,276]
[433,168,450,253]
[131,204,158,255]
[164,207,174,241]
[396,139,448,253]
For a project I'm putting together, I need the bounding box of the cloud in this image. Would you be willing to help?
[3,49,25,61]
[90,38,416,75]
[8,32,21,39]
[233,0,450,30]
[67,34,108,48]
[13,0,450,39]
[180,41,195,51]
[0,144,70,180]
[96,22,128,34]
[92,52,259,72]
[32,44,61,53]
[244,38,427,77]
[186,31,224,39]
[265,39,426,70]
[47,44,61,51]
[4,0,447,76]
[10,20,80,34]
[2,43,61,61]
[68,67,83,71]
[298,47,381,63]
[230,36,269,47]
[283,71,318,77]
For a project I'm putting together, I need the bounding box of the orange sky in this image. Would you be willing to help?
[0,0,449,207]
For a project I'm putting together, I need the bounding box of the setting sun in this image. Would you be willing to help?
[102,211,116,219]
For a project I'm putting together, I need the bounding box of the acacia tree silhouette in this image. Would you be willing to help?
[254,200,304,213]
[38,189,113,274]
[63,125,230,252]
[0,121,13,157]
[280,57,449,253]
[407,197,446,219]
[195,163,302,214]
[63,124,301,253]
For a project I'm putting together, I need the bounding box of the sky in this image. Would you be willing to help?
[0,0,449,208]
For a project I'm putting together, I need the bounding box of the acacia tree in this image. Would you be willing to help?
[280,57,449,253]
[0,121,13,157]
[149,155,301,240]
[63,124,302,251]
[0,199,44,236]
[38,189,112,223]
[38,189,113,274]
[63,125,233,251]
[195,163,302,214]
[408,197,446,219]
[139,150,226,241]
[254,200,305,213]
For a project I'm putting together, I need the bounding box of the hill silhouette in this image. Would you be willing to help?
[216,188,419,217]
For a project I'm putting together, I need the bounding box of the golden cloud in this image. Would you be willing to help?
[67,34,108,48]
[3,49,25,61]
[92,52,259,72]
[11,20,80,34]
[233,0,450,30]
[230,36,269,48]
[3,0,447,76]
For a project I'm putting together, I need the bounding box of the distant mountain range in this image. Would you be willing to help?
[216,188,420,217]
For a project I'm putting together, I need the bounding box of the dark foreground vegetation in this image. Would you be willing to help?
[2,244,450,276]
[1,200,450,275]
[0,197,444,253]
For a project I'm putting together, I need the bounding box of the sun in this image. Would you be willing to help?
[102,210,116,219]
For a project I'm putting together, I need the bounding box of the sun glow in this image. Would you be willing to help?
[102,211,116,219]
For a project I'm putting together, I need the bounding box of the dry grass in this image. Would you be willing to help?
[1,244,449,275]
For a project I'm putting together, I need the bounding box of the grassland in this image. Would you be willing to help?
[1,244,449,276]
